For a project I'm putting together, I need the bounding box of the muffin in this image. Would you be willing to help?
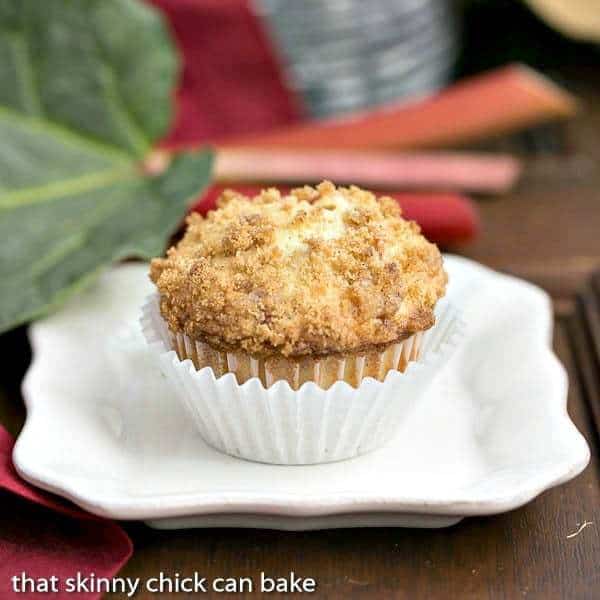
[149,181,447,390]
[142,182,460,464]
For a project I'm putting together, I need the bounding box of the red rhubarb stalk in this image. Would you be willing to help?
[215,149,521,194]
[221,64,576,150]
[192,186,480,245]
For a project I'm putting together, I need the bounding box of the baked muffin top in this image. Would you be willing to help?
[150,181,447,358]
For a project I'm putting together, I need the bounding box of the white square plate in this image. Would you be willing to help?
[13,256,590,529]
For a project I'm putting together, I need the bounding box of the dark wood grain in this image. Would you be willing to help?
[568,277,600,448]
[454,76,600,302]
[453,173,600,301]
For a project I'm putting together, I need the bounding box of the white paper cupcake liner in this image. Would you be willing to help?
[168,326,423,390]
[141,295,464,465]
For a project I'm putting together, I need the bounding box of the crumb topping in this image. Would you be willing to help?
[150,181,447,357]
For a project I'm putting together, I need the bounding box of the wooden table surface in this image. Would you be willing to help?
[2,88,600,600]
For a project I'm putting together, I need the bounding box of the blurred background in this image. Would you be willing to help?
[153,0,600,145]
[258,0,459,118]
[258,0,600,119]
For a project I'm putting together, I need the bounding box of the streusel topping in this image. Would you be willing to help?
[150,181,447,357]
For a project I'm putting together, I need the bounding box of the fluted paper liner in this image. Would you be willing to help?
[141,294,463,464]
[169,326,422,390]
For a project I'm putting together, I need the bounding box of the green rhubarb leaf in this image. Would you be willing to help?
[0,0,214,332]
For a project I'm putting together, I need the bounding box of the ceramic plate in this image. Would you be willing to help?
[13,256,590,529]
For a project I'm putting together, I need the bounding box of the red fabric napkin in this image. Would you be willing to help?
[150,0,303,146]
[0,426,133,599]
[193,185,480,245]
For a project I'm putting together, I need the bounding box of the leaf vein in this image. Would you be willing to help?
[0,166,135,208]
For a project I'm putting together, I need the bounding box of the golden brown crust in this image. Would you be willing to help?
[150,181,447,358]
